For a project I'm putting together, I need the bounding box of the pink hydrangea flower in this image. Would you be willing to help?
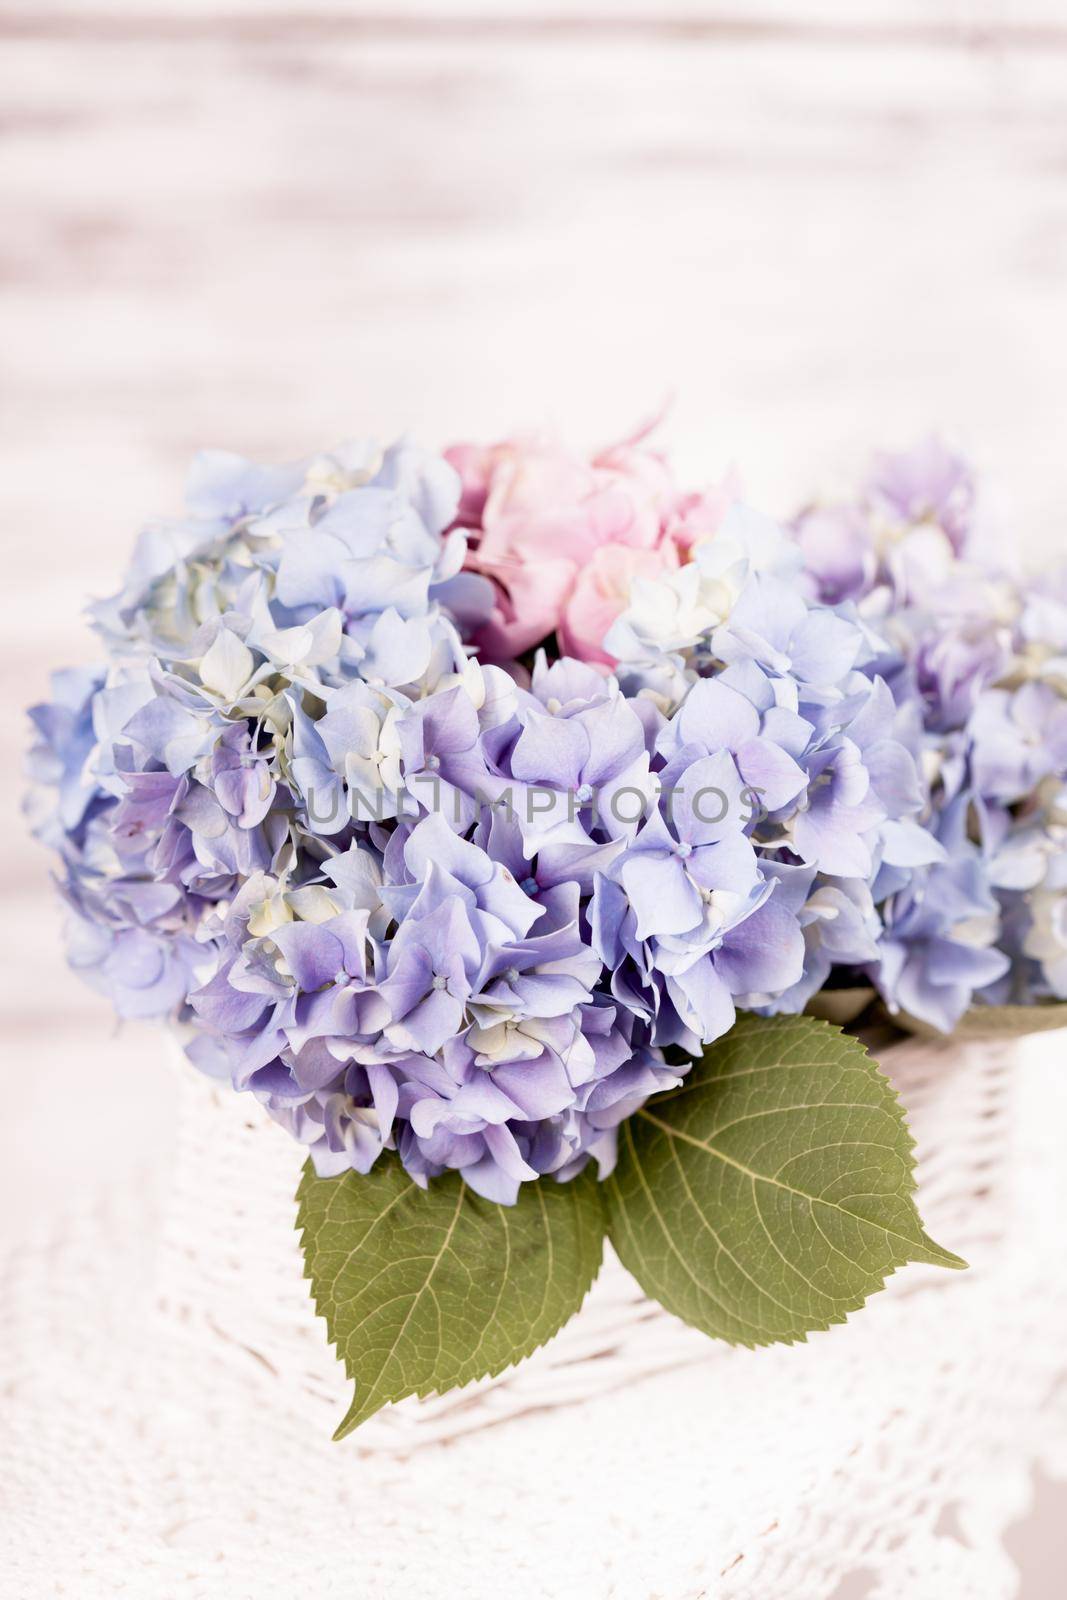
[445,432,731,663]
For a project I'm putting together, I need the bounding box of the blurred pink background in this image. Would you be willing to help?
[3,3,1066,1590]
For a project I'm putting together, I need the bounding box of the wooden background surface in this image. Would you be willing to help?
[2,6,1066,1581]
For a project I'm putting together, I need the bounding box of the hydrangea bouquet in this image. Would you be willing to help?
[28,427,1067,1437]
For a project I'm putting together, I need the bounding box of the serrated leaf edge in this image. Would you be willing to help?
[606,1015,964,1351]
[295,1163,605,1440]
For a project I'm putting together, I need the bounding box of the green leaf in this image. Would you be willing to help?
[296,1157,605,1439]
[896,1002,1067,1040]
[604,1014,964,1348]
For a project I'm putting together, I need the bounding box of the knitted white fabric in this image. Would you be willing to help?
[3,1030,1066,1599]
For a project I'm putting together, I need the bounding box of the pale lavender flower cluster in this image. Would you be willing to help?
[30,432,1063,1202]
[792,439,1067,1028]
